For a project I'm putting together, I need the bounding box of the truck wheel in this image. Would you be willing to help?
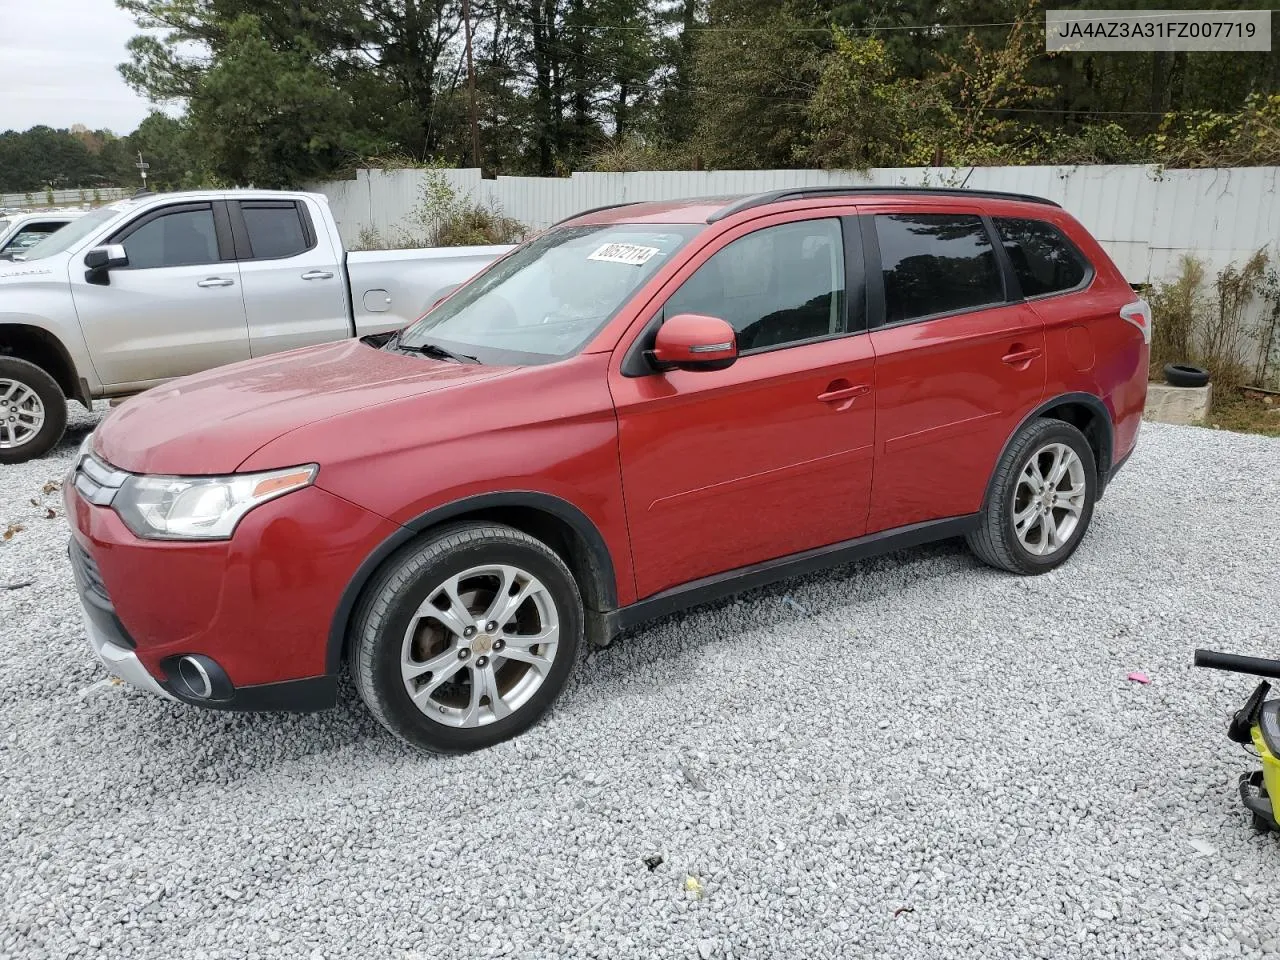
[967,418,1098,575]
[350,522,583,753]
[0,357,67,464]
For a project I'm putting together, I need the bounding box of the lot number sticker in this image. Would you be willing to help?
[588,243,661,266]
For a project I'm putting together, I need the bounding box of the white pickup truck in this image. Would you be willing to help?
[0,189,512,463]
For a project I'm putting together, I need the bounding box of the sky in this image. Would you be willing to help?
[0,0,157,134]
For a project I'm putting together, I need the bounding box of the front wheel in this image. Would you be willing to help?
[0,357,67,465]
[967,418,1098,575]
[350,522,582,752]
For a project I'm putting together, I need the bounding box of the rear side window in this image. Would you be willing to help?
[240,202,311,259]
[875,214,1004,324]
[994,217,1090,297]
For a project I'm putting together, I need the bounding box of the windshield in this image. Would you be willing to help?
[20,207,116,260]
[396,223,703,364]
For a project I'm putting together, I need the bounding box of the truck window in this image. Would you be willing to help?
[119,207,220,269]
[239,202,312,260]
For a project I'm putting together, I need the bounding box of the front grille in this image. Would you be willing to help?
[68,539,136,650]
[72,453,129,507]
[71,541,109,603]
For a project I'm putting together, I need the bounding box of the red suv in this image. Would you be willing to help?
[66,187,1150,752]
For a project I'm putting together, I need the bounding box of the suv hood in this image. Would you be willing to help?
[95,340,514,475]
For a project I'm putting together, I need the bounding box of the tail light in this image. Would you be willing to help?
[1120,300,1152,344]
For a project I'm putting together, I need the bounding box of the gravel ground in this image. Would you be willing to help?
[2,407,1279,960]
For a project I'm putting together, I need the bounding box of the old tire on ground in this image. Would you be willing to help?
[350,522,583,753]
[967,418,1098,576]
[1163,363,1210,388]
[0,356,67,465]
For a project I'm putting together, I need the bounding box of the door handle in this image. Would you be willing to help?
[1001,347,1042,365]
[817,384,871,403]
[197,277,235,288]
[301,270,335,281]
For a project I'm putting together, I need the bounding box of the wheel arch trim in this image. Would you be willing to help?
[325,491,618,675]
[983,392,1115,511]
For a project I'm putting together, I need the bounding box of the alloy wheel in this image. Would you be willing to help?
[400,563,560,727]
[1012,442,1087,557]
[0,378,46,450]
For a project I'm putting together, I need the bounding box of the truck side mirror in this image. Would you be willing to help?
[84,244,129,285]
[85,245,129,271]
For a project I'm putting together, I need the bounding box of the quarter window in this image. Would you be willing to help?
[664,219,849,352]
[119,207,220,269]
[875,214,1003,324]
[994,217,1089,297]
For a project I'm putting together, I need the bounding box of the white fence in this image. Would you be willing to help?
[0,186,130,211]
[311,164,1280,288]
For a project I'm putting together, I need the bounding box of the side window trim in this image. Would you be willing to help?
[106,201,234,269]
[983,214,1020,302]
[230,199,318,261]
[865,210,1010,330]
[991,216,1096,302]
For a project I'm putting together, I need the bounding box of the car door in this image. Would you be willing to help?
[609,213,877,599]
[862,207,1047,533]
[231,198,350,355]
[68,201,250,387]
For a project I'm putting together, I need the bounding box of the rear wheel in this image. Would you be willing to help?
[0,357,67,465]
[967,418,1098,575]
[350,522,582,752]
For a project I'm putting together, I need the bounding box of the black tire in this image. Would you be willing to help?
[0,357,68,465]
[966,418,1098,575]
[1163,363,1210,388]
[349,522,583,753]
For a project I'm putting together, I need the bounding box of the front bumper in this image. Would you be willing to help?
[64,460,401,712]
[79,601,177,702]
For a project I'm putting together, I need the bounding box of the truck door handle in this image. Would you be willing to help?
[1001,347,1042,365]
[817,383,871,403]
[197,277,235,288]
[301,270,335,281]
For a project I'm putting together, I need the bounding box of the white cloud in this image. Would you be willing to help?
[0,0,157,134]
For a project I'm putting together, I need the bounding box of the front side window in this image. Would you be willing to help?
[663,218,848,352]
[994,217,1090,297]
[119,207,219,269]
[398,223,701,365]
[876,214,1004,324]
[241,202,310,259]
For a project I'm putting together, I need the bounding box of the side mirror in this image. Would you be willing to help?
[84,244,129,271]
[650,313,738,372]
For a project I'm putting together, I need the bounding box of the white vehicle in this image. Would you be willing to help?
[0,190,512,462]
[0,210,85,262]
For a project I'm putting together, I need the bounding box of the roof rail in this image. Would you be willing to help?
[550,201,641,228]
[706,186,1059,223]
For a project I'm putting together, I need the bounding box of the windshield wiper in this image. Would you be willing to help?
[395,338,479,364]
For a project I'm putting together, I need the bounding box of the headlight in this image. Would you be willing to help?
[113,465,318,540]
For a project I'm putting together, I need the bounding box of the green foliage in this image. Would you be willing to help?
[4,0,1279,189]
[184,14,357,187]
[400,171,527,247]
[1149,250,1275,394]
